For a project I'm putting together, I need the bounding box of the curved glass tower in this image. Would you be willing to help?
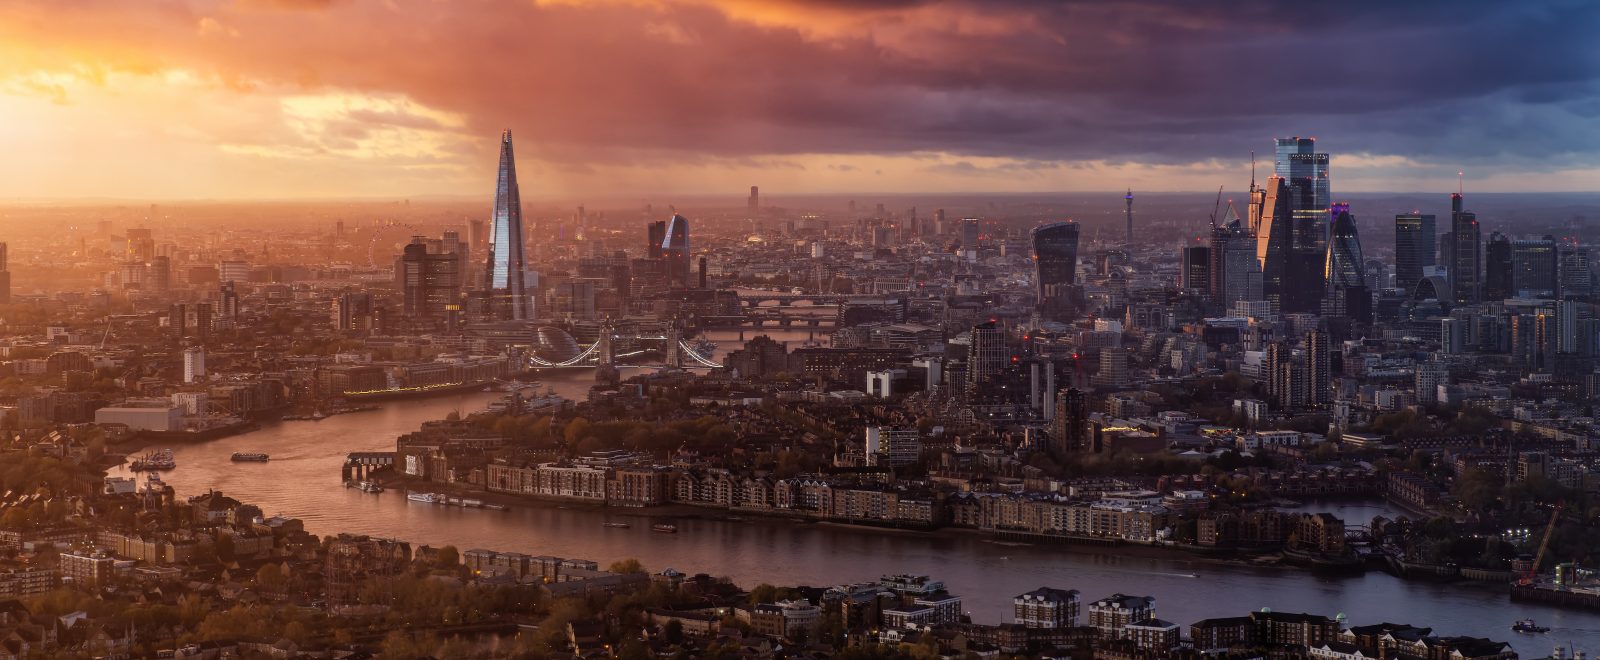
[485,130,527,320]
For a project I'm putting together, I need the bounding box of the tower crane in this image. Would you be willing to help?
[1519,503,1563,586]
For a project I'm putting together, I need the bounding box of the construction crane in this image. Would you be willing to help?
[1208,186,1224,230]
[1520,503,1563,586]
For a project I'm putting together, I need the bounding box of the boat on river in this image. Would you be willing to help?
[129,449,176,471]
[406,492,443,504]
[1512,619,1550,633]
[602,522,631,529]
[230,452,270,462]
[652,523,678,533]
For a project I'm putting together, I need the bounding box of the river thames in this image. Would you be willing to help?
[111,331,1598,652]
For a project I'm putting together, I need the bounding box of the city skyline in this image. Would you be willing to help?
[3,1,1600,200]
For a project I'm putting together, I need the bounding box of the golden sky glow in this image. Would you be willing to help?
[2,0,1597,200]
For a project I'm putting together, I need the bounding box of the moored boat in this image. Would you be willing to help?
[602,522,631,528]
[230,452,270,462]
[129,449,177,471]
[406,492,442,504]
[651,523,678,533]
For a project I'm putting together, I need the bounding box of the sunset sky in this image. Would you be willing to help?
[3,0,1598,200]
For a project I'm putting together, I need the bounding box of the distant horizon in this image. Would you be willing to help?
[5,189,1600,208]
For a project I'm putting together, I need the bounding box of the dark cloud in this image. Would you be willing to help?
[9,0,1600,172]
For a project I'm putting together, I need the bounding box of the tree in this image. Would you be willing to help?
[435,545,460,569]
[663,619,684,645]
[608,558,644,574]
[564,418,593,447]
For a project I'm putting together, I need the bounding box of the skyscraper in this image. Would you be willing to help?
[1210,203,1262,309]
[1510,235,1557,298]
[748,186,760,217]
[401,238,463,321]
[1484,232,1513,302]
[961,218,981,253]
[646,221,666,260]
[1254,176,1295,314]
[1557,238,1591,300]
[484,130,528,321]
[662,213,692,288]
[1274,137,1331,314]
[966,321,1006,394]
[1031,222,1079,318]
[1181,245,1211,293]
[1393,212,1436,294]
[1449,192,1481,306]
[1324,203,1370,324]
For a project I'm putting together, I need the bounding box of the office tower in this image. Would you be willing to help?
[332,292,373,332]
[747,186,760,217]
[0,242,8,304]
[934,208,947,235]
[1124,189,1134,245]
[219,260,250,285]
[1031,222,1079,317]
[1510,235,1558,298]
[468,218,487,252]
[183,346,206,384]
[1558,239,1591,300]
[1449,192,1481,305]
[1209,204,1262,308]
[148,256,171,292]
[401,238,463,320]
[646,220,666,260]
[966,321,1005,394]
[961,218,981,250]
[662,213,692,288]
[1181,246,1211,293]
[1274,137,1331,313]
[1323,203,1370,323]
[1484,232,1513,302]
[1393,212,1436,294]
[1254,176,1295,314]
[484,129,528,321]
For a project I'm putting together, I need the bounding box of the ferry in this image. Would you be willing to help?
[230,452,270,462]
[1512,619,1549,634]
[651,523,678,534]
[406,492,443,504]
[129,449,177,471]
[602,522,631,529]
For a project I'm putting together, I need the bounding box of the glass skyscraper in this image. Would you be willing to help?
[1324,203,1370,323]
[1450,192,1481,305]
[485,130,528,321]
[662,213,692,288]
[1032,222,1080,320]
[1273,137,1332,314]
[1393,212,1436,295]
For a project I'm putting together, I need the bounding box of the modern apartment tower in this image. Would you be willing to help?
[1394,212,1436,294]
[1031,222,1080,318]
[484,130,528,321]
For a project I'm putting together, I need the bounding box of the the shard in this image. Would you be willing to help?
[485,130,528,320]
